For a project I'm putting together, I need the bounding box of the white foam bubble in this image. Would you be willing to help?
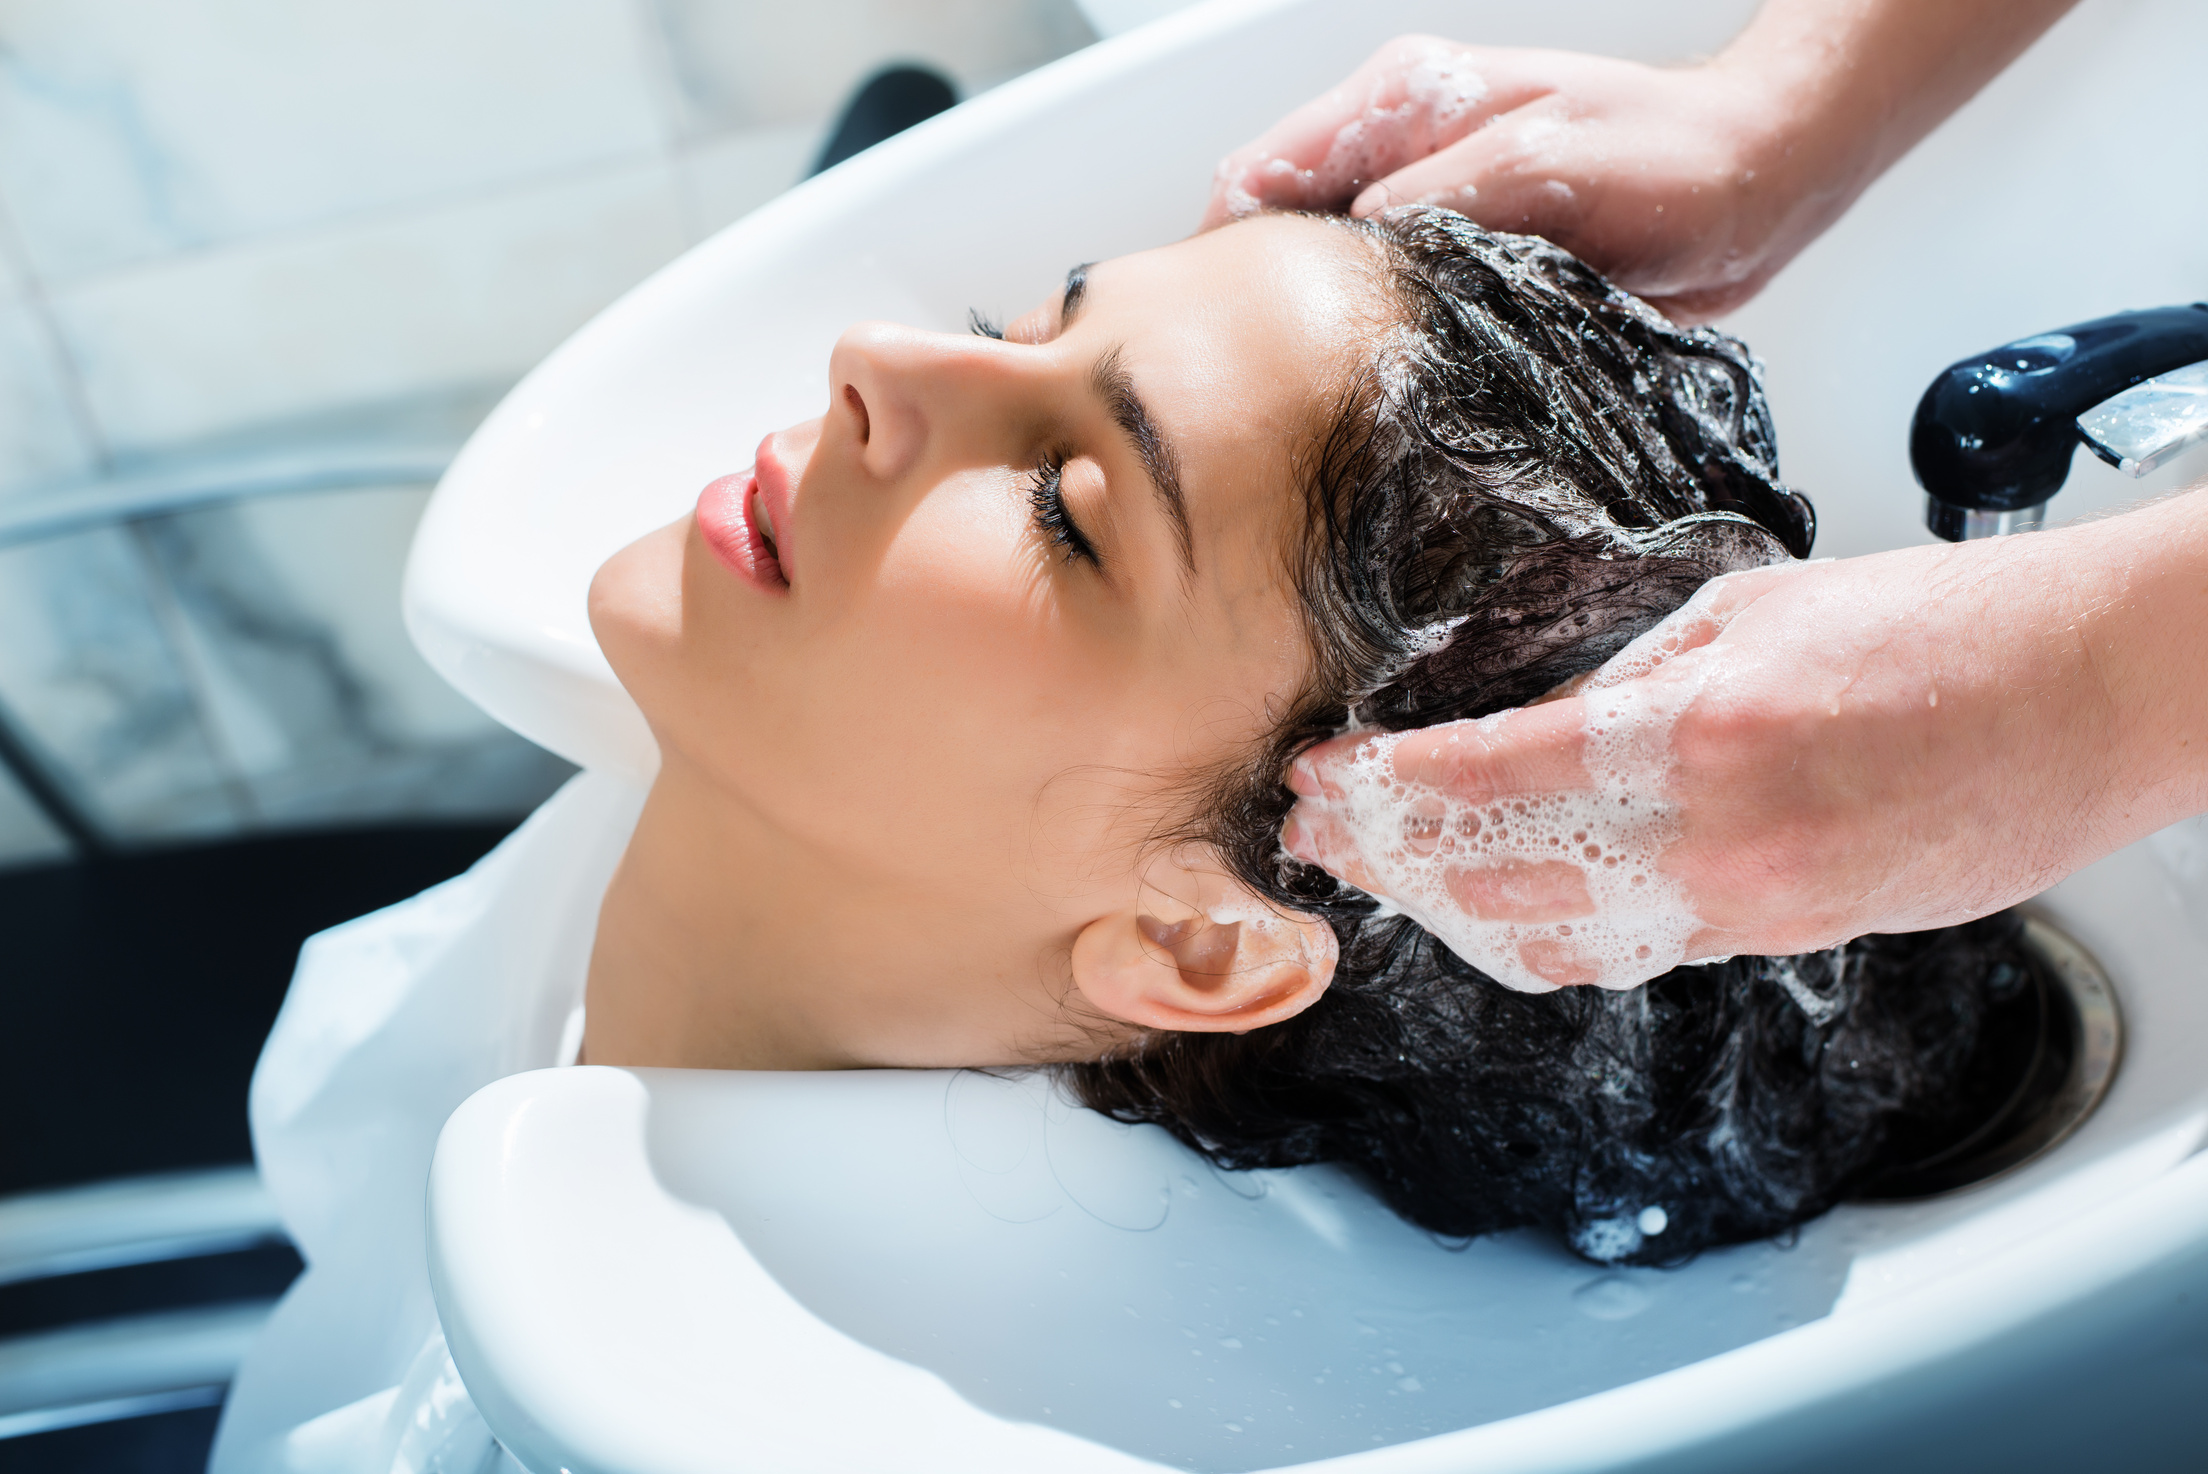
[1202,893,1341,982]
[1223,42,1488,216]
[1571,1219,1645,1265]
[1306,576,1757,992]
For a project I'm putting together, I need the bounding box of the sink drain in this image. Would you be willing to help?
[1853,913,2122,1200]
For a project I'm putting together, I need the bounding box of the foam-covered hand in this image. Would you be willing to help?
[1200,36,1807,321]
[1281,496,2208,990]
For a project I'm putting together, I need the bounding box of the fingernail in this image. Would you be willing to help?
[1288,755,1322,797]
[1281,810,1316,862]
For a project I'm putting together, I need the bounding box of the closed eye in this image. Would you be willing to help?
[1026,452,1099,567]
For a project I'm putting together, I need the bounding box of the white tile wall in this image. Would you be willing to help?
[47,159,692,453]
[0,0,673,282]
[0,0,1098,839]
[0,0,1098,476]
[0,207,100,492]
[0,290,99,490]
[647,0,1094,132]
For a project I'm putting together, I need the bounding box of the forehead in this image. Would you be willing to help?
[1091,215,1385,561]
[1093,215,1383,411]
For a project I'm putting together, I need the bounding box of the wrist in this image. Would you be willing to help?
[1698,26,1885,281]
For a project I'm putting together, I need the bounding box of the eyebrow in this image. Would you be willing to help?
[1091,345,1194,578]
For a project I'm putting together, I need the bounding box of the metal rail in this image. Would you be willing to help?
[0,1300,278,1438]
[0,1166,285,1286]
[0,1168,292,1438]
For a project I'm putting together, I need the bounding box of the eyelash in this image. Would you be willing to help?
[1026,452,1099,567]
[969,307,1096,569]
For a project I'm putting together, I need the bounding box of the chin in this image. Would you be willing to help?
[588,517,690,701]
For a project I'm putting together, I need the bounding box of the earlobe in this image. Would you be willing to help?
[1071,886,1338,1036]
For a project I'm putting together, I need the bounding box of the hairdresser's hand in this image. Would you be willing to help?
[1281,492,2208,991]
[1203,38,1793,319]
[1204,2,2078,322]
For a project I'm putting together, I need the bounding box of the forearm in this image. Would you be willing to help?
[1712,0,2079,274]
[2064,487,2208,850]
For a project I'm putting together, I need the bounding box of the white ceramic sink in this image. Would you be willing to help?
[409,0,2208,1468]
[431,829,2208,1471]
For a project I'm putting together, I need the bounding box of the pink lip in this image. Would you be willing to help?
[694,435,796,593]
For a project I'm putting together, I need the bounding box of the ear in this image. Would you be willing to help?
[1070,867,1338,1036]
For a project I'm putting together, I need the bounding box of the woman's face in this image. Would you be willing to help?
[590,215,1378,1061]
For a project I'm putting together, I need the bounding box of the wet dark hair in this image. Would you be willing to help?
[1065,208,2035,1264]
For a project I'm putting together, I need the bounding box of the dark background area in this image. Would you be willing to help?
[0,825,510,1474]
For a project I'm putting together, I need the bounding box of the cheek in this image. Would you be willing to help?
[738,486,1146,864]
[834,487,1117,715]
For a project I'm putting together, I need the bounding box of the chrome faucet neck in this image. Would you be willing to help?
[1924,498,2047,541]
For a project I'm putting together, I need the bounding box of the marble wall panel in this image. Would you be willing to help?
[0,1,1107,842]
[45,160,691,455]
[134,487,573,828]
[0,526,245,840]
[0,0,670,282]
[0,761,72,870]
[0,201,101,493]
[0,287,100,494]
[0,215,19,296]
[647,0,1094,134]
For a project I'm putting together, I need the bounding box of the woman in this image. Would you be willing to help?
[218,204,2040,1474]
[581,205,2034,1264]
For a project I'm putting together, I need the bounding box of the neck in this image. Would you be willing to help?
[583,757,1095,1070]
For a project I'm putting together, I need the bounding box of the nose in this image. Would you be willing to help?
[827,321,1031,483]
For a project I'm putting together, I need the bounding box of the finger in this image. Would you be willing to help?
[1514,936,1602,989]
[1204,38,1529,226]
[1349,104,1579,227]
[1286,732,1360,802]
[1280,805,1391,899]
[1443,858,1593,923]
[1288,705,1591,811]
[1386,701,1592,798]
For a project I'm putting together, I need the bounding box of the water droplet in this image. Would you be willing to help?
[1574,1274,1652,1320]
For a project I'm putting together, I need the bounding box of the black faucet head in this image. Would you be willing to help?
[1911,304,2208,539]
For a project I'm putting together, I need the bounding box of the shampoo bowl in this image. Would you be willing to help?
[407,0,2208,1468]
